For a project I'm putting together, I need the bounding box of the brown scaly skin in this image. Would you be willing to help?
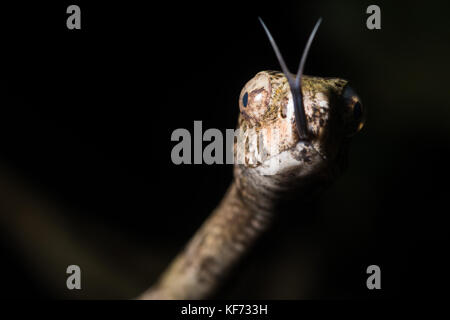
[140,71,364,300]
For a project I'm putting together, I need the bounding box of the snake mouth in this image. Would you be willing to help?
[244,139,328,178]
[306,139,328,162]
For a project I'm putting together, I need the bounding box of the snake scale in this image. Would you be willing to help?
[139,19,365,300]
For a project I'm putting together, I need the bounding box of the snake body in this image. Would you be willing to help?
[140,70,364,299]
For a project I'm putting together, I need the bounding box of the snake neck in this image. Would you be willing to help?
[139,175,277,300]
[139,159,339,300]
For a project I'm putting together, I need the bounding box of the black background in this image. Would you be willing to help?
[2,0,449,299]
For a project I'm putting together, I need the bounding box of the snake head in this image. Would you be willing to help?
[237,71,365,178]
[235,19,365,181]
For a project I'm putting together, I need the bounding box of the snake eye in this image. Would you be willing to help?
[353,101,362,121]
[351,100,365,133]
[239,72,271,123]
[243,92,248,107]
[342,85,365,136]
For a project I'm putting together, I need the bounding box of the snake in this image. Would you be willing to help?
[139,18,365,300]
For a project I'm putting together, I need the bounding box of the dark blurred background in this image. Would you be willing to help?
[2,0,449,299]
